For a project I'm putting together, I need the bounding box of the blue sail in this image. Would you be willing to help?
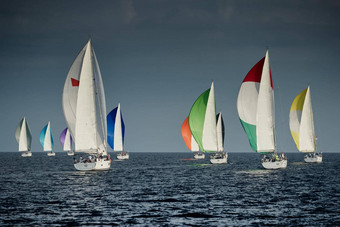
[40,123,54,149]
[107,106,125,149]
[40,124,47,148]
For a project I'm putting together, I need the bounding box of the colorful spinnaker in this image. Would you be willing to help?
[40,121,54,152]
[107,103,125,151]
[189,82,218,153]
[15,117,32,152]
[181,117,199,152]
[237,50,275,153]
[59,128,73,152]
[289,86,315,152]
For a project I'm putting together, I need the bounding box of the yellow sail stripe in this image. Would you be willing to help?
[291,130,300,150]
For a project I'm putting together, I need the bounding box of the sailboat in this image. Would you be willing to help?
[59,128,74,156]
[107,103,129,160]
[62,39,111,171]
[189,82,227,164]
[15,117,32,157]
[289,86,322,163]
[210,112,228,164]
[237,50,287,169]
[181,116,205,159]
[40,121,55,156]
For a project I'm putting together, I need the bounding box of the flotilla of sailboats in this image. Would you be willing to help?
[14,43,324,170]
[107,103,129,160]
[290,86,322,163]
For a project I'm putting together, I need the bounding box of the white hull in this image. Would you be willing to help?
[117,152,129,160]
[74,158,111,171]
[210,153,228,164]
[47,152,55,156]
[261,159,287,169]
[194,153,205,159]
[21,152,32,157]
[304,154,322,163]
[67,151,74,156]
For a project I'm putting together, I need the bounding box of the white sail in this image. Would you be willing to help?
[43,122,53,151]
[191,135,199,152]
[256,50,275,152]
[16,117,32,152]
[216,113,224,152]
[202,82,218,151]
[64,128,72,151]
[114,103,124,151]
[62,45,87,138]
[75,41,98,153]
[299,86,315,152]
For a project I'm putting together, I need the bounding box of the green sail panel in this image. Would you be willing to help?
[189,88,210,152]
[239,119,257,152]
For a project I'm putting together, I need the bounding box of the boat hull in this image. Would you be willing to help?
[194,153,205,159]
[117,152,129,160]
[74,159,111,171]
[210,153,228,164]
[47,152,55,156]
[261,159,287,169]
[21,152,32,157]
[67,151,74,156]
[304,155,322,163]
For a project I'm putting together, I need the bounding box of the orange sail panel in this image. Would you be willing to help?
[181,117,199,152]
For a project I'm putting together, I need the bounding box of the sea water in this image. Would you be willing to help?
[0,152,339,226]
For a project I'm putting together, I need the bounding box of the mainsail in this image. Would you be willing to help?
[15,117,32,152]
[107,103,125,152]
[40,121,53,152]
[181,116,199,152]
[216,113,225,152]
[237,50,275,153]
[59,128,72,151]
[289,86,315,152]
[189,82,217,153]
[62,40,107,155]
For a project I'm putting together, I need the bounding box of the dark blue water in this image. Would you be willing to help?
[0,152,339,226]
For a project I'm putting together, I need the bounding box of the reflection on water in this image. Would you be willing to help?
[0,152,339,226]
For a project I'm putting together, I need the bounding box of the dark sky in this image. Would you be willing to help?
[1,0,339,152]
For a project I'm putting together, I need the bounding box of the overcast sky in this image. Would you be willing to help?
[1,0,339,153]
